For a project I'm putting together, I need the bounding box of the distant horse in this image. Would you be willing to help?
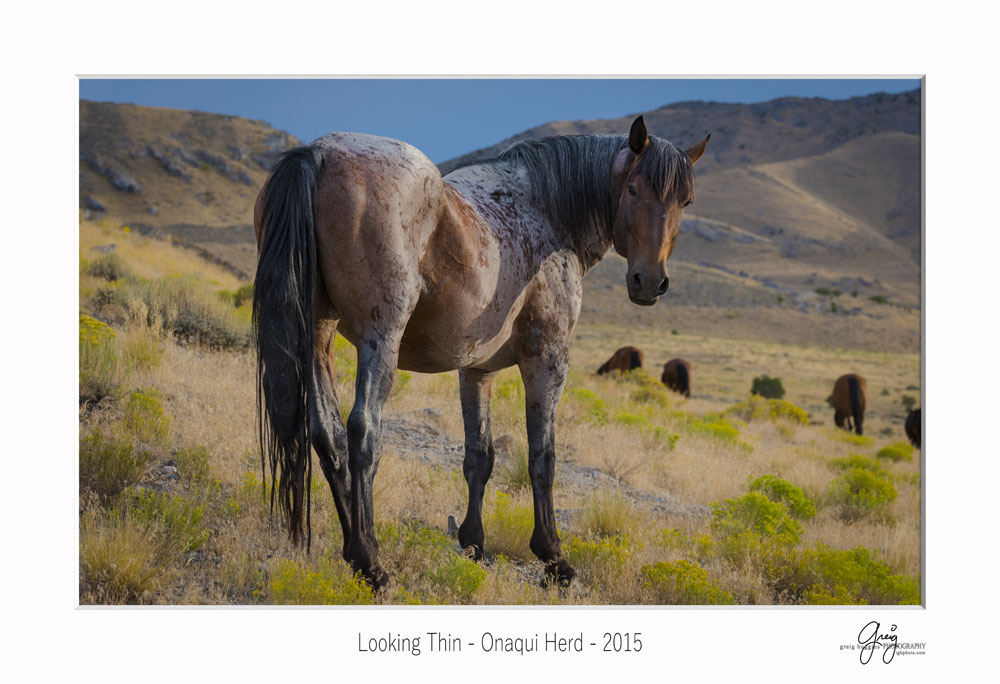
[905,408,921,448]
[661,358,692,397]
[830,373,867,435]
[596,346,643,375]
[253,116,709,589]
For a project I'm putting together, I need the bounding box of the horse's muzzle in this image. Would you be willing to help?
[627,270,668,305]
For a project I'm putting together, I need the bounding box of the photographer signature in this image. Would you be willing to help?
[858,621,898,664]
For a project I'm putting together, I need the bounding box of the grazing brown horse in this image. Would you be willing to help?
[830,373,867,435]
[905,408,921,448]
[596,346,643,375]
[661,358,692,397]
[253,116,709,589]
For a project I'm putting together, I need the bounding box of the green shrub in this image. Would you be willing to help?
[569,388,607,425]
[770,544,920,605]
[641,560,735,605]
[563,535,637,591]
[80,431,149,499]
[79,314,131,402]
[269,557,375,605]
[376,521,486,602]
[654,528,714,563]
[725,395,808,424]
[86,252,133,281]
[710,492,802,564]
[124,387,171,445]
[828,468,897,520]
[630,386,671,407]
[830,430,874,447]
[615,412,650,429]
[427,554,487,601]
[125,490,209,554]
[482,491,534,560]
[749,475,817,520]
[829,454,886,477]
[97,275,251,350]
[578,488,641,538]
[494,376,525,402]
[877,441,914,463]
[750,375,785,399]
[232,282,254,308]
[173,445,211,483]
[687,414,748,449]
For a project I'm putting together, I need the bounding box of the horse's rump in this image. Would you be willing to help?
[661,358,691,397]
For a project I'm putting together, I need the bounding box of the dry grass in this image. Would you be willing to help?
[77,239,922,605]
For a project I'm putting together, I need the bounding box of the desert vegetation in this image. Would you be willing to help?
[79,219,921,606]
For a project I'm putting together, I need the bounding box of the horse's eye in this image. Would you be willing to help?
[683,199,693,208]
[627,184,637,197]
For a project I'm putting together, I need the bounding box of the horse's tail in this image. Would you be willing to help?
[677,363,690,397]
[848,375,863,436]
[629,349,642,370]
[253,143,325,549]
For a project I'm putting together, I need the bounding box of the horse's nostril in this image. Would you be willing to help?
[657,277,670,295]
[631,273,642,289]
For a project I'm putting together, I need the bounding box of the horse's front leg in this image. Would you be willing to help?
[458,368,498,559]
[520,352,575,587]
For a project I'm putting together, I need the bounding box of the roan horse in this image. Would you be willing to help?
[253,116,709,589]
[596,346,644,375]
[830,373,868,435]
[661,358,692,397]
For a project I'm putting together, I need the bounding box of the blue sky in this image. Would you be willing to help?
[79,78,919,164]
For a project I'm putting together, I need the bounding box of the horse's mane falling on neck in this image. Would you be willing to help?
[494,134,696,267]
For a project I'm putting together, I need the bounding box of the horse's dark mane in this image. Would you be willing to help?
[493,134,694,235]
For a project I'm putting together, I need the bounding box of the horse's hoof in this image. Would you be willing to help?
[357,565,390,593]
[541,560,575,588]
[457,522,484,561]
[461,544,484,562]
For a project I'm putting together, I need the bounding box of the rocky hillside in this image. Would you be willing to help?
[79,100,300,275]
[79,90,921,351]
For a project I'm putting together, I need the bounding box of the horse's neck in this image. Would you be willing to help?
[568,217,615,275]
[445,162,616,274]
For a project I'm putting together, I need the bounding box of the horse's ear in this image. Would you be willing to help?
[686,134,711,164]
[629,116,649,154]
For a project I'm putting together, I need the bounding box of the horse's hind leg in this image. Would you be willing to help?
[311,317,352,561]
[346,324,413,590]
[458,368,498,560]
[521,352,575,587]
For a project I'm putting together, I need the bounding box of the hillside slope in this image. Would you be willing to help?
[79,100,300,275]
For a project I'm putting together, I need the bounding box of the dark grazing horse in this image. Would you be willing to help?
[905,408,921,448]
[253,116,709,590]
[661,358,691,397]
[830,373,868,435]
[596,346,644,375]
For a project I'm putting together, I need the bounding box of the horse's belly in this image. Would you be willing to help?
[396,287,524,373]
